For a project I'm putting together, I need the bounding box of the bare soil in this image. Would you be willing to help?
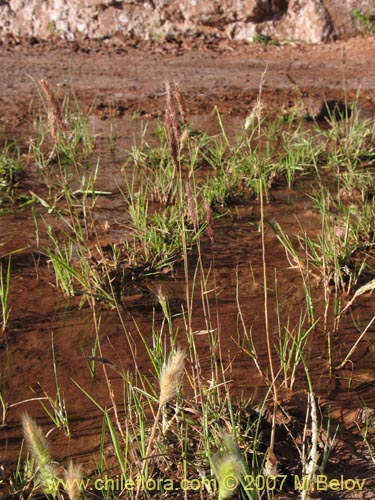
[1,35,375,499]
[1,36,375,128]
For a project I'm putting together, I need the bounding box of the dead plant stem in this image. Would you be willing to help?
[335,313,375,370]
[135,404,162,500]
[257,67,278,453]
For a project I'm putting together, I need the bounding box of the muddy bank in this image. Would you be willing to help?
[1,36,375,133]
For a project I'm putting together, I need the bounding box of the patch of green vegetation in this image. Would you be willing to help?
[253,33,278,46]
[0,144,24,199]
[353,9,375,35]
[31,79,95,171]
[25,80,375,309]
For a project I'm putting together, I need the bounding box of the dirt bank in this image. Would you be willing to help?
[1,35,375,134]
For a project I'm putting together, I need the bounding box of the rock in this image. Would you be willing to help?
[257,0,332,44]
[0,0,373,42]
[323,0,375,39]
[227,21,258,41]
[174,0,288,24]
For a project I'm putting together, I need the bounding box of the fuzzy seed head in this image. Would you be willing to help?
[159,349,186,406]
[39,79,68,140]
[21,413,58,496]
[212,433,245,500]
[179,127,190,148]
[215,454,244,500]
[22,413,51,468]
[253,98,264,121]
[39,80,60,117]
[64,460,83,500]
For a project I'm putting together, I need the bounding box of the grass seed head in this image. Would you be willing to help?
[165,109,179,170]
[174,82,187,126]
[64,460,83,500]
[39,79,68,140]
[39,80,60,118]
[214,455,243,499]
[21,413,51,468]
[159,348,186,406]
[165,81,181,143]
[212,432,245,500]
[21,413,58,496]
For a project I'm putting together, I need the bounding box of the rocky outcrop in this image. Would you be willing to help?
[0,0,374,43]
[259,0,332,44]
[324,0,375,39]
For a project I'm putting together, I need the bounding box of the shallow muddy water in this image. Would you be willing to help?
[2,36,375,497]
[1,109,375,500]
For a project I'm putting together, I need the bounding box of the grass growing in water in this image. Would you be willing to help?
[3,81,375,499]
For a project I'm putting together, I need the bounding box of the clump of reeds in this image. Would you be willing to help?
[39,79,68,141]
[21,413,59,497]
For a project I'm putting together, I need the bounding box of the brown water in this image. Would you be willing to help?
[1,113,375,499]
